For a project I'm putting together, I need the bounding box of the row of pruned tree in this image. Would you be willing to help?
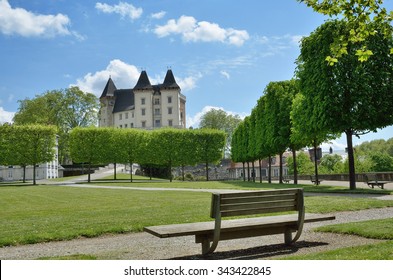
[232,19,393,189]
[0,124,57,185]
[69,127,226,182]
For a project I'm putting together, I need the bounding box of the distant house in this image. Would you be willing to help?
[0,138,61,182]
[99,69,186,129]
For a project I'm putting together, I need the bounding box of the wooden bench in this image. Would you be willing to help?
[364,174,390,189]
[283,176,291,183]
[144,189,335,255]
[310,175,323,185]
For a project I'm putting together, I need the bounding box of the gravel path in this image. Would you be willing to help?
[1,207,392,260]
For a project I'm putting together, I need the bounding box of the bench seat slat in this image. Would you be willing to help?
[221,194,297,204]
[220,200,297,212]
[144,213,335,238]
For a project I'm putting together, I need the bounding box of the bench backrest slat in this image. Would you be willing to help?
[210,189,303,218]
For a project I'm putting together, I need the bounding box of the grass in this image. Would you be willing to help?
[315,218,393,239]
[1,182,393,248]
[283,241,393,260]
[88,175,393,194]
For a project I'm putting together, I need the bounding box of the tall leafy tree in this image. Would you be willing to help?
[69,127,111,183]
[199,108,242,158]
[118,129,145,182]
[298,0,393,63]
[13,87,99,164]
[194,129,226,181]
[9,125,57,185]
[297,19,393,189]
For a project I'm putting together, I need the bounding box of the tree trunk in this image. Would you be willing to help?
[130,162,133,183]
[259,158,262,183]
[247,162,250,181]
[268,156,272,183]
[346,130,357,190]
[242,162,245,182]
[292,149,298,184]
[252,161,255,182]
[87,163,91,183]
[33,164,36,185]
[313,140,319,185]
[23,165,26,183]
[205,162,209,181]
[113,162,117,180]
[279,153,283,184]
[182,165,185,181]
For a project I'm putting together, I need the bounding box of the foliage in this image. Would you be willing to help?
[368,152,393,172]
[69,127,112,182]
[286,152,314,175]
[297,19,393,189]
[319,154,344,174]
[298,0,393,63]
[199,108,242,157]
[0,124,57,184]
[13,87,99,164]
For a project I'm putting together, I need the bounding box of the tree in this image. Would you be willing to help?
[262,80,298,183]
[298,0,393,63]
[194,129,226,181]
[319,154,344,174]
[369,152,393,172]
[118,129,145,182]
[10,125,57,185]
[69,127,111,183]
[286,152,314,175]
[199,108,242,158]
[297,20,393,189]
[13,87,99,164]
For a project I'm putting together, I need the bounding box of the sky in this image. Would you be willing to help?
[1,0,393,152]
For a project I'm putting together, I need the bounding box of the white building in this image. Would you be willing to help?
[0,138,61,182]
[99,69,186,129]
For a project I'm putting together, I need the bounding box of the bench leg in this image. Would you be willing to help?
[201,238,210,255]
[284,229,292,245]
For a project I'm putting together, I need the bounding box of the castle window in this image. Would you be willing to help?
[125,113,129,119]
[141,108,146,116]
[168,96,172,103]
[155,119,161,127]
[141,98,145,105]
[142,121,146,128]
[125,124,128,128]
[119,113,123,120]
[168,107,172,114]
[155,98,160,105]
[155,108,160,115]
[131,123,134,128]
[168,120,173,127]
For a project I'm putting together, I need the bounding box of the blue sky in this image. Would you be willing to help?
[1,0,393,151]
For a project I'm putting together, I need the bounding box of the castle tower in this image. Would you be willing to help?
[133,70,154,128]
[99,77,117,127]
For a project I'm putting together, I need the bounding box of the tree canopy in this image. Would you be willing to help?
[298,0,393,63]
[297,19,393,189]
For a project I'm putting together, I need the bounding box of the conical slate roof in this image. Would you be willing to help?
[162,69,180,89]
[134,70,153,90]
[100,77,117,98]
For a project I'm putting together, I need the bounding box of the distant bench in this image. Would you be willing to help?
[364,174,390,189]
[144,189,335,255]
[310,175,323,185]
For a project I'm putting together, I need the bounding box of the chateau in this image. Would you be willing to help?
[99,69,186,129]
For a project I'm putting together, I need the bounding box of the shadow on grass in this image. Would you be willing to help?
[170,241,329,260]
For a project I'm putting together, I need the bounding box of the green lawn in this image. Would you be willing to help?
[283,241,393,260]
[1,182,393,248]
[90,175,393,195]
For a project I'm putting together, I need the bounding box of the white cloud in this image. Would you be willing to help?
[0,0,80,38]
[187,105,248,128]
[95,1,143,20]
[151,11,166,19]
[154,15,249,46]
[0,107,15,124]
[74,59,201,96]
[73,59,140,96]
[220,71,230,80]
